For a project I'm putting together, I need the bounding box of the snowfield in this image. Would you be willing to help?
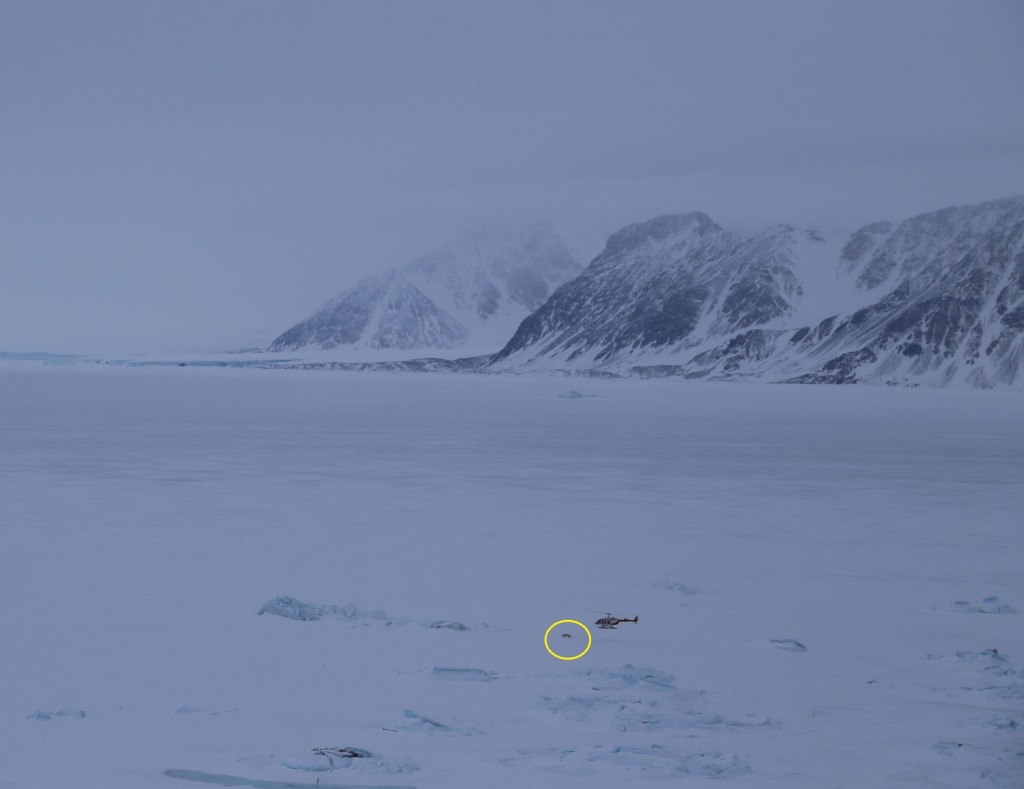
[1,365,1022,788]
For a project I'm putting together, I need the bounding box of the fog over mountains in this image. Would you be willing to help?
[270,225,583,354]
[273,196,1024,388]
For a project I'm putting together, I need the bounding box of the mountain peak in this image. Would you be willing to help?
[604,212,720,256]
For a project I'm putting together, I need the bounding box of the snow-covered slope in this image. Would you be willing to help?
[489,197,1024,388]
[270,225,582,354]
[489,216,843,370]
[269,271,470,352]
[706,196,1024,387]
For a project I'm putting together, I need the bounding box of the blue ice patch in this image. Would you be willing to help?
[654,581,704,595]
[431,667,495,681]
[576,664,677,690]
[985,716,1018,731]
[27,707,85,720]
[165,769,416,788]
[397,709,483,736]
[770,639,808,652]
[950,596,1017,614]
[257,596,389,623]
[258,596,469,631]
[427,620,470,631]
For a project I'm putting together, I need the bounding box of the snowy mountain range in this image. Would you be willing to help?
[489,196,1024,388]
[269,225,583,354]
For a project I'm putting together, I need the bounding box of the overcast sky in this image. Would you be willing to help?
[2,0,1023,353]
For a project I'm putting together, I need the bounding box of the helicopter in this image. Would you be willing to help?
[594,613,639,629]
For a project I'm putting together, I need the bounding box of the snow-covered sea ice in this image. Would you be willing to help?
[1,366,1021,788]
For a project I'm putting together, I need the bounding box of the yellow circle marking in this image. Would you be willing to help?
[544,619,592,660]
